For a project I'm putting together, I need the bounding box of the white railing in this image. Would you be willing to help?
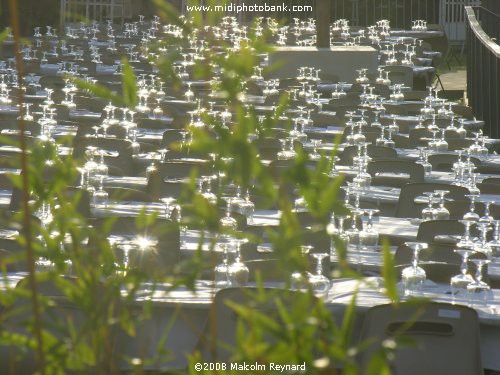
[60,0,129,26]
[439,0,482,43]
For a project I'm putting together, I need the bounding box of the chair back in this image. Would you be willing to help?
[395,183,469,218]
[428,153,480,171]
[358,302,483,375]
[382,65,413,88]
[200,288,315,362]
[367,160,424,187]
[416,219,464,243]
[156,160,209,179]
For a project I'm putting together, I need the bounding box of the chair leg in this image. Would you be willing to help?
[445,53,452,70]
[446,46,462,67]
[434,74,445,93]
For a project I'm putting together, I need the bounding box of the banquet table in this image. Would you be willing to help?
[2,274,499,371]
[0,12,498,374]
[387,30,444,39]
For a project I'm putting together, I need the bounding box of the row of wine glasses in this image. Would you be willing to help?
[291,245,330,297]
[214,238,250,288]
[401,239,493,306]
[421,190,450,221]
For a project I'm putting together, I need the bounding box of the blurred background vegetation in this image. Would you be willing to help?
[0,0,60,35]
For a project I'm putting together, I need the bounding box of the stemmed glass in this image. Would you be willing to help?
[310,139,322,160]
[277,138,296,160]
[83,147,99,191]
[160,197,176,220]
[346,209,362,269]
[228,239,250,287]
[335,215,349,244]
[401,242,428,296]
[308,253,330,297]
[463,194,480,221]
[291,245,313,292]
[21,103,33,121]
[489,220,500,256]
[450,248,476,297]
[453,150,466,184]
[93,177,108,207]
[96,150,109,178]
[371,110,382,128]
[457,118,467,139]
[375,126,387,146]
[415,146,432,177]
[467,258,491,306]
[359,209,379,250]
[436,129,448,152]
[230,185,246,207]
[421,192,436,221]
[479,200,494,223]
[428,130,440,151]
[185,82,194,102]
[457,220,476,249]
[120,243,133,273]
[174,204,188,248]
[237,189,255,225]
[475,222,492,256]
[214,241,232,289]
[220,198,238,231]
[433,190,450,220]
[153,97,163,119]
[200,176,217,204]
[384,129,395,148]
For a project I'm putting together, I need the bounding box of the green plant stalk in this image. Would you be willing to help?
[7,0,46,373]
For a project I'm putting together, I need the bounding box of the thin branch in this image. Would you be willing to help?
[7,0,46,373]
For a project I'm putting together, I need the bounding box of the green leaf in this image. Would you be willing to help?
[382,238,399,303]
[121,58,138,109]
[72,78,124,106]
[0,27,11,44]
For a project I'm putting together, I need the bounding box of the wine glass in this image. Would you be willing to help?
[308,253,330,297]
[201,176,217,204]
[238,189,255,225]
[457,220,476,249]
[310,139,322,160]
[220,198,238,231]
[96,150,109,178]
[120,243,133,272]
[213,242,231,290]
[185,82,194,102]
[463,194,480,221]
[346,209,363,270]
[450,248,475,298]
[420,148,432,177]
[173,204,188,249]
[467,258,491,306]
[93,177,108,207]
[421,192,436,221]
[401,242,428,296]
[478,201,494,223]
[433,190,450,220]
[291,245,313,292]
[160,197,176,220]
[489,220,500,257]
[228,239,249,287]
[359,209,379,250]
[457,118,467,139]
[375,125,387,146]
[474,222,492,256]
